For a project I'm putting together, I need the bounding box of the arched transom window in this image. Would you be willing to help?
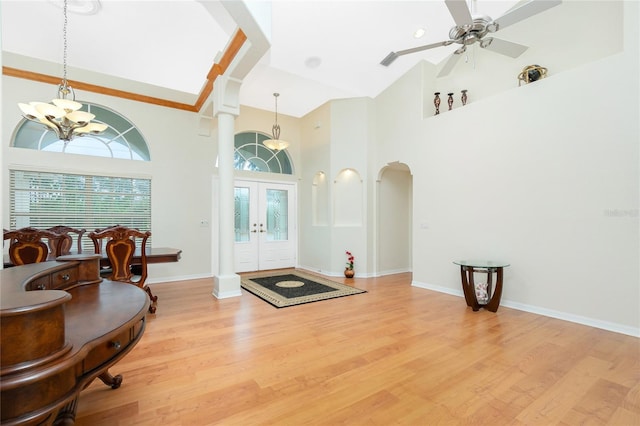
[11,102,150,161]
[234,132,293,175]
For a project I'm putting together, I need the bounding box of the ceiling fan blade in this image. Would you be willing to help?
[380,52,400,66]
[396,41,452,57]
[445,0,473,27]
[437,53,462,77]
[495,0,561,30]
[482,37,528,58]
[380,41,451,66]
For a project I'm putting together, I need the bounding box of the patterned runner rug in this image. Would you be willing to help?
[241,270,366,308]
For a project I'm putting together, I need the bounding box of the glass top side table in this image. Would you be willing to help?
[453,260,510,312]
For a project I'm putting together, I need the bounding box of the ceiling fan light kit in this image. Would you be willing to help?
[381,0,561,78]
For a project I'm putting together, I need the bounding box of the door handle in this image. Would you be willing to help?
[259,223,266,233]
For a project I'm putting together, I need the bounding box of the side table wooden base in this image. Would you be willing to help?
[454,260,510,313]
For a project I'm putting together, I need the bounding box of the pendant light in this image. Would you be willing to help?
[263,93,289,151]
[17,0,107,141]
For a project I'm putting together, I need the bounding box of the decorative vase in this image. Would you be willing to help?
[461,90,468,106]
[344,269,355,278]
[447,92,454,110]
[433,92,441,115]
[518,64,548,86]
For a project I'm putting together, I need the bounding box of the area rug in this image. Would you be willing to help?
[241,270,366,308]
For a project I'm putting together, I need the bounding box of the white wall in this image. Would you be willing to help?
[298,102,332,273]
[329,98,374,276]
[373,1,639,335]
[1,77,217,283]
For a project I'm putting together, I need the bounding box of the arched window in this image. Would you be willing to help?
[234,132,293,175]
[11,102,150,161]
[8,102,152,242]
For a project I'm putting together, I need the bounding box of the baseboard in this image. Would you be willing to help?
[147,273,212,285]
[411,280,640,338]
[376,268,412,277]
[297,266,374,279]
[411,280,462,297]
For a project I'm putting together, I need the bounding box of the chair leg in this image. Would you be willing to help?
[144,285,157,313]
[144,285,158,302]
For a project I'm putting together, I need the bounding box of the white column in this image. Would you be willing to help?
[212,76,242,298]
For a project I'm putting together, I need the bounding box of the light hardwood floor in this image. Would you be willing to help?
[75,272,639,425]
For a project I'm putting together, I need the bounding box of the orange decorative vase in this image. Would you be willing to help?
[344,269,355,278]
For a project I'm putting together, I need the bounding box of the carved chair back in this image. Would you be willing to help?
[44,226,86,256]
[91,225,123,254]
[88,226,150,288]
[3,227,65,265]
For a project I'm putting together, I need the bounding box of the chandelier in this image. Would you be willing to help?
[18,0,107,141]
[263,93,289,151]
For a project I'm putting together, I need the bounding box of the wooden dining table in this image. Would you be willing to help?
[100,246,182,267]
[3,247,182,269]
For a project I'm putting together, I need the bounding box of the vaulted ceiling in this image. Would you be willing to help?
[0,1,621,118]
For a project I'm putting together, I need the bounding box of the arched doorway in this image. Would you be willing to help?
[377,162,412,275]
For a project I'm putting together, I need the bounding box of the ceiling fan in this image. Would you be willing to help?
[380,0,561,77]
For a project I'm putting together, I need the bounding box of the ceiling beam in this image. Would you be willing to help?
[196,29,247,112]
[2,29,247,114]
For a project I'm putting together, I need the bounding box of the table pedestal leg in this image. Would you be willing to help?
[459,266,504,312]
[485,267,503,312]
[55,397,78,425]
[460,266,480,311]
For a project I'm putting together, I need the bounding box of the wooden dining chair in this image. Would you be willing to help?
[88,226,157,313]
[3,227,65,265]
[45,225,86,256]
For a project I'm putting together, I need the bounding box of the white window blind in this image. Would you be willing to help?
[9,170,151,250]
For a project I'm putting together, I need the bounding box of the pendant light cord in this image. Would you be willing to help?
[60,0,71,98]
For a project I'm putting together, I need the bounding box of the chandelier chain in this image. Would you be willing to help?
[62,0,69,88]
[274,92,279,123]
[17,0,107,141]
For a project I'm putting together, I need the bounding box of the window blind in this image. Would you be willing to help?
[9,170,151,250]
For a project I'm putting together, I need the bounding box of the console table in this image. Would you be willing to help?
[453,260,510,312]
[0,254,149,425]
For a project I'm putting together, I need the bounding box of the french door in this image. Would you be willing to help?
[234,180,296,272]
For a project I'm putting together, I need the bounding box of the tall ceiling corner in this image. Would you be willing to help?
[217,0,271,81]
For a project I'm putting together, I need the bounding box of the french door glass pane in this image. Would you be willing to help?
[234,187,250,242]
[266,189,288,241]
